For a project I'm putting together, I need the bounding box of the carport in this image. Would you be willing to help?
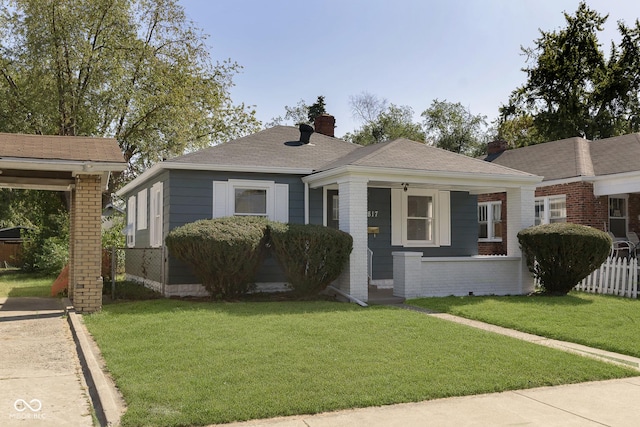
[0,133,126,312]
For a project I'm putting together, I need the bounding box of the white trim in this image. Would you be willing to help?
[126,196,136,248]
[322,187,327,226]
[212,179,289,222]
[0,158,126,173]
[303,165,542,190]
[391,188,450,247]
[534,195,567,225]
[228,179,275,218]
[477,200,502,242]
[304,182,309,224]
[149,182,164,248]
[136,189,148,230]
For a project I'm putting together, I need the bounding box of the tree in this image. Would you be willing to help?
[266,95,326,127]
[307,95,327,123]
[349,91,388,124]
[421,99,488,156]
[0,0,260,179]
[344,102,424,145]
[501,2,640,145]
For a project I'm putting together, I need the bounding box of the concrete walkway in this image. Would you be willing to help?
[0,297,93,426]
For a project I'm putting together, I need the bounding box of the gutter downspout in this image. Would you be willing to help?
[304,182,309,224]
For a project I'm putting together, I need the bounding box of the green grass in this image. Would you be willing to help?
[408,292,640,358]
[84,299,636,427]
[0,269,55,297]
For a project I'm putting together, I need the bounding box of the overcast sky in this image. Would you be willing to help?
[180,0,640,138]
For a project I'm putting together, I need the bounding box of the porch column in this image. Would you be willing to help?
[68,189,76,299]
[71,174,104,313]
[506,186,536,293]
[337,176,369,301]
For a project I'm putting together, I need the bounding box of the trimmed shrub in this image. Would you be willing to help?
[518,223,611,295]
[165,217,268,299]
[269,223,353,295]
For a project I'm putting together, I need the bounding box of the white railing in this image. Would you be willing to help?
[575,256,638,298]
[367,248,373,284]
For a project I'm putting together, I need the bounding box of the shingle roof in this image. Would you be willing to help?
[318,138,536,177]
[0,132,124,163]
[483,133,640,181]
[168,126,361,171]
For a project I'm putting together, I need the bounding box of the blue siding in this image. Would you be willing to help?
[165,170,307,285]
[308,188,323,225]
[368,188,478,280]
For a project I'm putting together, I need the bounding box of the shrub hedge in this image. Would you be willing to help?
[165,217,353,300]
[165,217,268,299]
[517,223,611,295]
[269,223,353,295]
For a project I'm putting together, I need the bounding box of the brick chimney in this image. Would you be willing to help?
[487,140,508,155]
[314,114,335,137]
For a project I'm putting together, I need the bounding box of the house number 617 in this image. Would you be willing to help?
[367,210,379,218]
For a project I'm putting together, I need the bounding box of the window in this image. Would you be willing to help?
[136,189,147,230]
[391,188,450,247]
[609,196,627,237]
[149,182,163,247]
[234,188,267,216]
[127,196,136,247]
[406,195,433,242]
[478,201,502,241]
[332,195,339,221]
[212,179,289,222]
[534,195,566,225]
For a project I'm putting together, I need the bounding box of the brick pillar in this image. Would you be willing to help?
[71,174,103,313]
[68,189,76,299]
[507,186,536,294]
[337,176,369,301]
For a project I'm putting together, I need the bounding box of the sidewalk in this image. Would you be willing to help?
[0,297,93,426]
[218,376,640,426]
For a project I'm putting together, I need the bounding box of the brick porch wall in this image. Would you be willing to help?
[478,181,609,255]
[71,174,103,313]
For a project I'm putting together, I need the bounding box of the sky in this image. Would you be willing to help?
[179,0,640,138]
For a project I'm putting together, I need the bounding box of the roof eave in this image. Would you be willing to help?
[116,162,314,196]
[303,165,542,189]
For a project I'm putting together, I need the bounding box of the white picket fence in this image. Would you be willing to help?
[574,256,638,298]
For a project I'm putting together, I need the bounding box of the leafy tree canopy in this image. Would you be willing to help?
[0,0,260,180]
[266,95,326,127]
[500,2,640,146]
[344,93,424,145]
[421,99,488,156]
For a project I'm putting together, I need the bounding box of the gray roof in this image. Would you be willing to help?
[318,138,536,177]
[483,133,640,181]
[0,132,124,164]
[168,126,360,171]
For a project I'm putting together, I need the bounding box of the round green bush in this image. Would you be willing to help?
[517,223,611,295]
[165,217,269,299]
[268,223,353,295]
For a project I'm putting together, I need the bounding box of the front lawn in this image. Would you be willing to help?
[408,292,640,358]
[0,269,54,297]
[84,299,636,427]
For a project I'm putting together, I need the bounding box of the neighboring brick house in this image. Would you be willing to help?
[479,134,640,255]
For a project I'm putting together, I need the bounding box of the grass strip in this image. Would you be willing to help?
[84,299,636,427]
[0,269,54,297]
[408,292,640,358]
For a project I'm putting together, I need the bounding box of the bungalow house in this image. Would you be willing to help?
[116,115,542,301]
[479,133,640,255]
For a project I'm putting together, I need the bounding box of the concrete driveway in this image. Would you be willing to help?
[0,297,93,426]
